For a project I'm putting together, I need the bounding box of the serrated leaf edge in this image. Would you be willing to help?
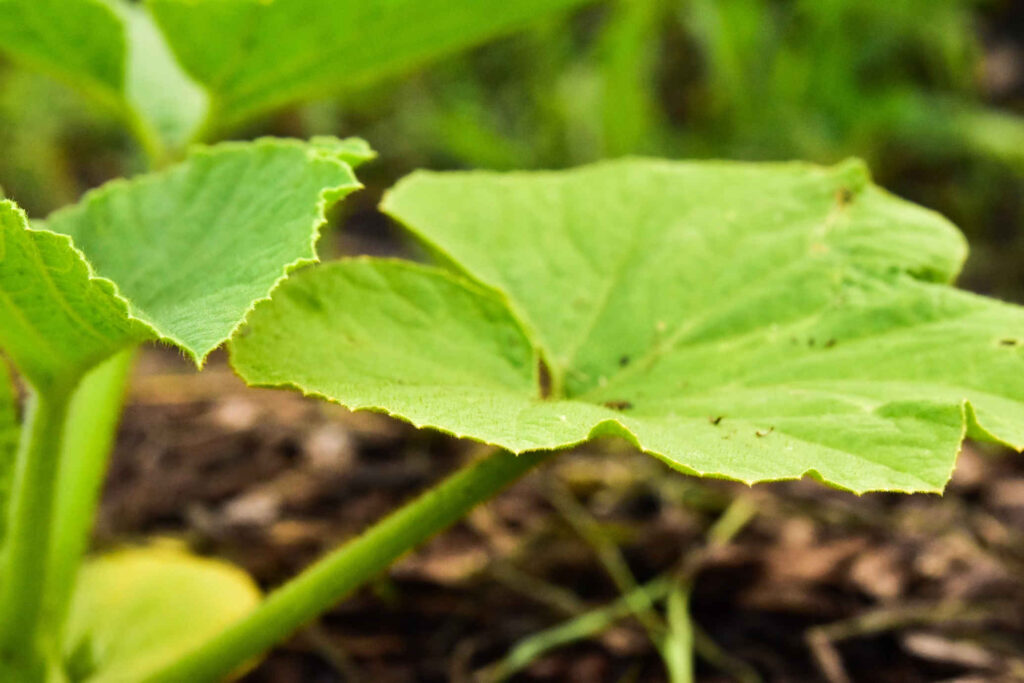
[0,199,147,387]
[41,137,364,368]
[230,258,995,495]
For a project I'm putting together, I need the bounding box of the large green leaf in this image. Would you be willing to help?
[147,0,595,130]
[62,544,260,683]
[0,0,206,150]
[232,159,1024,493]
[0,137,363,389]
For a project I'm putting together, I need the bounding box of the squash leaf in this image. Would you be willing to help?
[0,200,145,390]
[0,0,206,150]
[0,137,364,389]
[62,544,260,683]
[147,0,595,130]
[231,159,1024,493]
[0,0,125,108]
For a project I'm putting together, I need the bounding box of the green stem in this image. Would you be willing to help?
[144,449,553,683]
[0,385,74,671]
[45,349,136,639]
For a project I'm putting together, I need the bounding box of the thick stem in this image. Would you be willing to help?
[0,385,73,670]
[144,449,552,683]
[45,349,136,639]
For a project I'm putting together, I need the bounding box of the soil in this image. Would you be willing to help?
[96,347,1024,683]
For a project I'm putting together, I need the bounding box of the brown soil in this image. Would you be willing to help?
[97,347,1024,683]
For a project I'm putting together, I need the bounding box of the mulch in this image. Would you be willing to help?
[93,347,1024,682]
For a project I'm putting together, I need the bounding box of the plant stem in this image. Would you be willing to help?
[664,584,694,683]
[144,448,553,683]
[45,349,136,639]
[0,385,73,671]
[482,576,673,681]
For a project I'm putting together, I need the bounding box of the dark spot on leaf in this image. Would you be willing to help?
[824,338,837,348]
[619,355,630,367]
[603,400,633,411]
[756,427,774,437]
[537,358,552,399]
[808,338,815,346]
[709,416,723,426]
[836,187,853,206]
[287,287,326,313]
[999,339,1019,347]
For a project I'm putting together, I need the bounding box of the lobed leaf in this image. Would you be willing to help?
[62,544,260,682]
[233,159,1024,493]
[0,138,364,389]
[147,0,595,130]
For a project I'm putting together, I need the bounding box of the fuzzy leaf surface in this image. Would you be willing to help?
[233,159,1024,493]
[0,138,362,387]
[63,545,260,683]
[0,200,145,389]
[147,0,594,129]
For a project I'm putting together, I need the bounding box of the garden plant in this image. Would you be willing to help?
[1,1,1024,682]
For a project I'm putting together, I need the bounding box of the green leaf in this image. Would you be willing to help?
[232,159,1024,494]
[147,0,595,130]
[62,544,260,683]
[0,200,145,390]
[0,0,125,109]
[116,2,208,149]
[0,0,206,152]
[0,138,363,389]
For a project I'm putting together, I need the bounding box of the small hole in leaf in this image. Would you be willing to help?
[999,338,1019,347]
[756,427,774,437]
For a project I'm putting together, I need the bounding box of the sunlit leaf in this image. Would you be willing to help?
[233,159,1024,493]
[147,0,595,130]
[0,200,144,390]
[63,544,261,683]
[0,137,363,389]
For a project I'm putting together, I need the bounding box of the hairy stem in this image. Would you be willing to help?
[145,449,553,683]
[0,385,74,671]
[46,349,136,639]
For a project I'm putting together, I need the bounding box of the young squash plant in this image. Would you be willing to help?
[3,157,1024,681]
[0,1,604,679]
[2,2,1024,682]
[212,158,1024,680]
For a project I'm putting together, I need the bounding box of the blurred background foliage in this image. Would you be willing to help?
[1,0,1022,293]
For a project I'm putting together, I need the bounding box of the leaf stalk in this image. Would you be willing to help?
[0,384,74,674]
[45,349,137,642]
[144,448,553,683]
